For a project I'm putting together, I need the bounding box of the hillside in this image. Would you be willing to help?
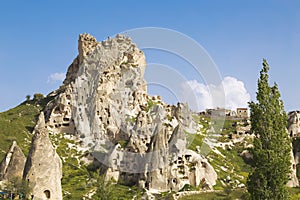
[2,98,300,199]
[0,95,53,160]
[1,33,300,200]
[0,96,251,199]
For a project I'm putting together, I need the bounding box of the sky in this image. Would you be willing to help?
[0,1,299,112]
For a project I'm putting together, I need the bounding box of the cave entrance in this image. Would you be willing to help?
[44,190,51,199]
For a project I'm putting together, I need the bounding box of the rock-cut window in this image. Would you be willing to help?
[44,190,51,199]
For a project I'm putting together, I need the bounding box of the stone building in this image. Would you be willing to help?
[236,108,248,118]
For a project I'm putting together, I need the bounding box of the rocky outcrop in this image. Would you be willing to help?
[286,111,300,187]
[288,111,300,137]
[23,112,62,200]
[0,141,26,182]
[40,33,217,192]
[287,148,299,187]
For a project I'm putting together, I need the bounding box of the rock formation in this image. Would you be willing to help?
[23,112,62,200]
[288,111,300,137]
[41,33,217,192]
[287,148,299,187]
[0,141,26,182]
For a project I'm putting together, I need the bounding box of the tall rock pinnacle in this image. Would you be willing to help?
[23,112,62,200]
[0,141,26,182]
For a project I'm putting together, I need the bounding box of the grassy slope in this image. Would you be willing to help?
[0,97,143,199]
[0,95,54,159]
[181,116,300,200]
[0,102,40,159]
[2,99,300,199]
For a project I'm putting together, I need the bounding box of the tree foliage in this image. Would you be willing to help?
[2,177,31,199]
[33,93,44,101]
[92,170,117,200]
[247,59,291,199]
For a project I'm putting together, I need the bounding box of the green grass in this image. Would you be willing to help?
[0,95,55,160]
[179,188,300,200]
[186,132,206,151]
[179,189,248,200]
[0,101,41,159]
[49,133,92,199]
[189,117,252,191]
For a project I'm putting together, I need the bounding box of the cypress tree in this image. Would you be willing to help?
[247,59,291,200]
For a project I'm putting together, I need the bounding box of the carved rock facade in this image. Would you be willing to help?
[42,33,217,192]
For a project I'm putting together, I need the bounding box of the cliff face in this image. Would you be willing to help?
[41,33,217,192]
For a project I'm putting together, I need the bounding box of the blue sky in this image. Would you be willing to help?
[0,1,299,112]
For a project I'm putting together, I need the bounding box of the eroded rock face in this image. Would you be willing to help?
[23,112,62,200]
[288,111,300,137]
[42,33,217,192]
[287,148,299,187]
[0,141,26,182]
[287,111,300,187]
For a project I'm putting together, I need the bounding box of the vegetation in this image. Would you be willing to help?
[49,133,145,199]
[33,93,44,101]
[90,169,144,200]
[0,101,40,159]
[179,188,300,200]
[1,73,300,200]
[179,188,247,200]
[1,177,31,199]
[186,116,211,152]
[0,94,55,160]
[247,60,292,199]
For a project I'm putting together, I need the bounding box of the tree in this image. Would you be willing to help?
[247,59,291,199]
[3,177,31,199]
[26,95,31,102]
[91,170,117,200]
[33,93,44,101]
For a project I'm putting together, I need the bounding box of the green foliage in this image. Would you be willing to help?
[0,103,40,159]
[290,187,300,200]
[186,132,205,151]
[92,170,117,200]
[208,143,251,190]
[179,188,248,200]
[154,191,175,200]
[247,60,291,200]
[179,188,300,200]
[186,116,211,151]
[49,133,92,199]
[2,177,32,199]
[50,133,144,199]
[0,93,55,161]
[118,140,129,148]
[25,95,31,101]
[91,170,144,200]
[33,93,44,101]
[179,184,198,192]
[146,99,158,112]
[222,119,238,135]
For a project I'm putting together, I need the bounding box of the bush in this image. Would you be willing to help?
[33,93,44,101]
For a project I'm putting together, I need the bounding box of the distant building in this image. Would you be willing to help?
[205,108,236,117]
[236,108,248,118]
